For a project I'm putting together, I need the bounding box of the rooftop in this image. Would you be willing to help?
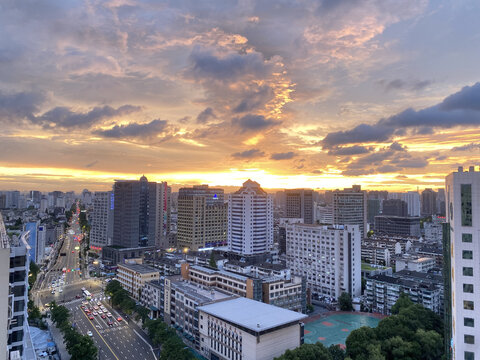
[171,280,233,304]
[118,263,158,274]
[198,297,307,333]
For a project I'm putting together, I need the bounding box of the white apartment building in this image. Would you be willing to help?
[228,180,273,255]
[198,297,307,360]
[90,191,114,249]
[0,214,10,360]
[116,263,159,300]
[446,166,480,360]
[403,191,421,217]
[395,255,436,273]
[286,224,361,298]
[333,185,367,238]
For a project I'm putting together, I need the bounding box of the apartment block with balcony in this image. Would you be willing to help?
[116,263,159,300]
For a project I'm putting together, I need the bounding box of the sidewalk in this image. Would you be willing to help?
[46,318,70,360]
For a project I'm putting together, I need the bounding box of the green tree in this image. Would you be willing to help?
[69,335,98,360]
[136,306,150,324]
[50,303,70,326]
[27,300,41,320]
[346,326,379,360]
[415,329,443,360]
[338,292,353,311]
[208,252,217,269]
[328,344,346,360]
[381,336,419,359]
[105,280,123,295]
[390,292,413,315]
[274,342,332,360]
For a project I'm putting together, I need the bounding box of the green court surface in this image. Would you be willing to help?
[304,313,381,347]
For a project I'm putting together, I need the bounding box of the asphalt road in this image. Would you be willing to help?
[65,298,156,360]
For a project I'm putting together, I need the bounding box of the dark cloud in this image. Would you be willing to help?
[189,48,269,82]
[389,142,406,151]
[35,105,141,129]
[232,114,281,132]
[270,152,296,160]
[411,80,432,91]
[0,91,45,123]
[324,82,480,147]
[233,86,275,113]
[196,107,217,124]
[93,119,168,139]
[231,149,265,159]
[452,143,480,152]
[327,145,371,156]
[85,160,98,168]
[377,79,432,92]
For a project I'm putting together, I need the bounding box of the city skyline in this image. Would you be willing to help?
[1,1,480,192]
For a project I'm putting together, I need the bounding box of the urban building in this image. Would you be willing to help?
[228,180,273,255]
[374,215,421,237]
[314,203,333,225]
[365,274,441,315]
[181,263,306,313]
[198,297,307,360]
[90,191,114,249]
[361,235,413,266]
[421,188,437,217]
[333,185,367,238]
[403,191,421,217]
[102,245,155,266]
[112,176,170,249]
[424,221,444,243]
[277,218,303,254]
[395,255,436,272]
[0,214,10,360]
[367,199,381,224]
[81,189,93,206]
[285,189,314,224]
[286,224,361,298]
[177,185,227,250]
[446,166,480,359]
[116,263,159,300]
[382,199,408,217]
[140,279,166,320]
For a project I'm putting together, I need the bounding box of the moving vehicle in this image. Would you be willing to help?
[117,317,123,322]
[87,331,93,337]
[83,290,92,300]
[89,315,94,320]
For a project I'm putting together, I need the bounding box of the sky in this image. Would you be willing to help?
[1,0,480,192]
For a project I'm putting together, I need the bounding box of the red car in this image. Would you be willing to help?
[89,315,94,320]
[71,250,75,253]
[101,314,106,319]
[117,317,123,322]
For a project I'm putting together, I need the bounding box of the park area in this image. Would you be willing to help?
[303,312,384,348]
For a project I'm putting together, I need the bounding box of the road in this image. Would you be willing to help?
[65,297,156,360]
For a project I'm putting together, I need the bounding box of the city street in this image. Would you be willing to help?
[65,297,156,360]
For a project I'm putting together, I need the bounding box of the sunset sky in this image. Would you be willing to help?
[1,0,480,192]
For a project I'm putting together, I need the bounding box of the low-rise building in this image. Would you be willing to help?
[365,274,441,315]
[395,255,436,273]
[374,215,421,237]
[198,297,307,360]
[116,263,159,300]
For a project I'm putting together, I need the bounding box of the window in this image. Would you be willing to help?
[464,317,474,327]
[465,351,475,360]
[461,184,472,226]
[463,233,473,243]
[465,335,475,344]
[464,284,474,293]
[464,300,474,310]
[463,267,474,276]
[463,251,473,260]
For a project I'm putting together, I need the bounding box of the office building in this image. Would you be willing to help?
[90,191,114,249]
[403,191,421,217]
[314,203,333,225]
[228,180,273,255]
[333,185,367,238]
[374,215,421,237]
[0,214,10,360]
[112,176,170,248]
[285,189,314,224]
[421,188,437,216]
[177,185,227,250]
[446,166,480,359]
[116,263,159,301]
[286,224,361,298]
[81,189,93,206]
[367,199,381,224]
[382,199,408,217]
[198,297,307,360]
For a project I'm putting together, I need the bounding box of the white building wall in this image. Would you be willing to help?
[403,191,421,217]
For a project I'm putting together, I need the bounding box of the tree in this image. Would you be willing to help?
[27,299,41,320]
[69,335,98,360]
[390,292,413,315]
[208,252,218,269]
[136,306,150,324]
[338,292,353,311]
[274,342,333,360]
[50,303,70,326]
[105,280,123,296]
[328,344,346,360]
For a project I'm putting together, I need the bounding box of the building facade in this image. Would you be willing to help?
[422,188,438,217]
[446,166,480,359]
[285,189,314,224]
[90,191,114,249]
[286,224,361,298]
[228,180,273,255]
[116,263,159,300]
[333,185,367,238]
[177,185,227,250]
[374,215,421,237]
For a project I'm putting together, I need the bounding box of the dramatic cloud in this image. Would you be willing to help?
[378,79,432,92]
[270,152,296,160]
[196,107,217,124]
[231,149,265,159]
[233,86,275,113]
[34,105,141,130]
[322,124,393,148]
[452,143,480,152]
[0,91,45,122]
[94,119,169,140]
[232,114,281,132]
[328,145,371,156]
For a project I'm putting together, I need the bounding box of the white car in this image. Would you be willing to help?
[59,288,63,293]
[51,290,55,294]
[87,331,93,337]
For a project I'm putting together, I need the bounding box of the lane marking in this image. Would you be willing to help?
[80,308,120,360]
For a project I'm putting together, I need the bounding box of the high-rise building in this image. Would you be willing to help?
[333,185,367,238]
[421,188,437,216]
[382,199,408,217]
[228,180,273,255]
[367,199,381,224]
[286,224,361,298]
[82,189,93,206]
[446,166,480,359]
[90,191,114,249]
[177,185,227,250]
[402,191,421,217]
[155,182,171,249]
[112,176,170,248]
[285,189,314,224]
[0,214,10,360]
[437,188,446,216]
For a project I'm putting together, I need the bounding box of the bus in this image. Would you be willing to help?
[83,290,92,300]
